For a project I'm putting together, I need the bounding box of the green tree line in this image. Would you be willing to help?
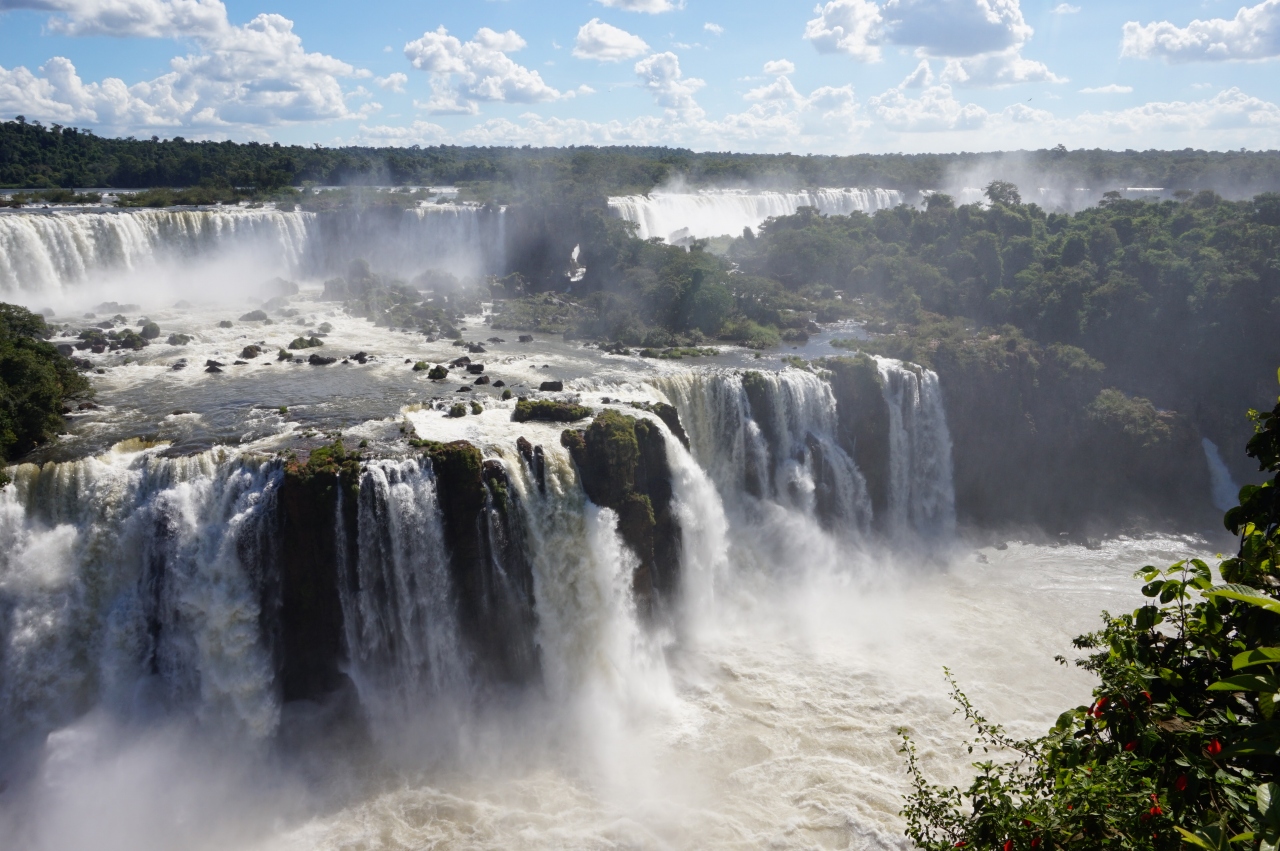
[5,117,1280,197]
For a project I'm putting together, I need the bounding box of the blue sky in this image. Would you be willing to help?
[1,0,1278,152]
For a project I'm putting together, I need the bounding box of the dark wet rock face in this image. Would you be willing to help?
[821,356,891,525]
[416,442,540,686]
[560,411,680,619]
[538,380,563,392]
[276,442,360,702]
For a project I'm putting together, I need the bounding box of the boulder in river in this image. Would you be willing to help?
[308,354,337,366]
[467,363,485,374]
[518,334,534,343]
[539,380,564,392]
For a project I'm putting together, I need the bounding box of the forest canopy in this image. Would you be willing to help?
[4,117,1280,199]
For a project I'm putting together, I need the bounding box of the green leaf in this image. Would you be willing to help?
[1208,585,1280,615]
[1234,648,1280,670]
[1178,824,1233,850]
[1208,674,1280,692]
[1261,783,1280,824]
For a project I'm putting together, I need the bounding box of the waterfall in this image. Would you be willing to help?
[608,188,903,242]
[0,444,282,747]
[1201,438,1240,512]
[500,443,671,713]
[650,363,954,545]
[652,369,873,536]
[337,459,467,729]
[0,205,505,299]
[0,209,311,299]
[656,424,730,631]
[875,358,956,542]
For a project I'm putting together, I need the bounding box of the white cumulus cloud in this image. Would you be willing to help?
[704,22,723,35]
[1080,84,1133,94]
[376,72,408,93]
[573,18,650,61]
[804,0,1061,87]
[1121,1,1280,63]
[0,0,228,38]
[763,59,796,75]
[593,0,678,13]
[404,26,567,115]
[868,83,987,130]
[635,52,705,117]
[1051,3,1080,14]
[0,4,375,134]
[804,0,885,61]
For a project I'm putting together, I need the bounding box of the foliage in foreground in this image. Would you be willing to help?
[0,304,92,465]
[901,376,1280,850]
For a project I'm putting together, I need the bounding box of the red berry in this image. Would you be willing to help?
[1031,839,1042,848]
[1142,690,1152,702]
[1003,841,1013,851]
[1023,819,1032,827]
[1175,775,1188,792]
[1206,739,1223,756]
[954,843,967,848]
[1124,741,1136,751]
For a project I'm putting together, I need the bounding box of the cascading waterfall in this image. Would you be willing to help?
[0,205,505,298]
[650,363,955,545]
[875,358,956,542]
[337,460,467,728]
[498,443,673,719]
[0,209,311,298]
[1201,438,1240,513]
[608,188,903,242]
[652,369,873,536]
[0,445,282,747]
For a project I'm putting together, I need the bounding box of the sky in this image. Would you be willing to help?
[1,0,1278,153]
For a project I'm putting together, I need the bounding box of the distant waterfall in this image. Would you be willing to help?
[0,209,311,298]
[1201,438,1240,513]
[0,205,506,298]
[608,188,903,242]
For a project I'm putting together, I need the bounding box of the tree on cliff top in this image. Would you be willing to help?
[0,304,92,465]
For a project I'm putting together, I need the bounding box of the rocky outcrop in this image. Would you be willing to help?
[561,411,680,617]
[512,399,591,423]
[419,441,539,686]
[276,441,360,702]
[821,355,891,525]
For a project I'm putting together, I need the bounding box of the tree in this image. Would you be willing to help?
[0,304,92,470]
[985,180,1022,206]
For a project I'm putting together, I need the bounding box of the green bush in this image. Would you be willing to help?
[448,403,467,418]
[900,377,1280,851]
[0,304,93,468]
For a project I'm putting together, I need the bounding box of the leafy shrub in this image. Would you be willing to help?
[0,304,93,467]
[900,378,1280,851]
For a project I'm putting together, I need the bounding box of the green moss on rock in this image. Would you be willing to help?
[513,398,592,423]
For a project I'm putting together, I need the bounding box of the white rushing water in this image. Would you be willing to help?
[339,459,468,731]
[0,205,504,300]
[608,188,903,243]
[0,443,281,748]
